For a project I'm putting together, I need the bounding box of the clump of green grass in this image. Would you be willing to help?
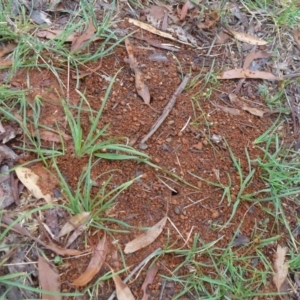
[63,70,150,161]
[161,229,281,299]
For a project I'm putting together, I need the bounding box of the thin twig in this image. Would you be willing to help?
[107,248,162,300]
[139,74,191,149]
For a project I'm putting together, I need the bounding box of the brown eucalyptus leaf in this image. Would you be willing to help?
[180,0,190,20]
[36,29,78,42]
[72,234,107,286]
[124,216,167,254]
[38,255,61,300]
[125,38,151,105]
[15,167,52,203]
[56,212,91,239]
[273,245,289,291]
[0,43,16,58]
[242,105,265,117]
[243,51,272,69]
[141,263,159,300]
[211,103,240,116]
[230,30,268,45]
[111,271,135,300]
[71,19,96,52]
[217,68,282,80]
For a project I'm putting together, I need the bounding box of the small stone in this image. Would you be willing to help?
[174,206,181,215]
[154,158,160,163]
[182,138,189,145]
[178,132,183,137]
[166,138,172,143]
[203,139,208,146]
[116,115,122,120]
[197,181,202,188]
[168,120,174,125]
[192,142,203,150]
[211,209,220,219]
[120,101,126,106]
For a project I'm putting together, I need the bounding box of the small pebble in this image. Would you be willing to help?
[178,132,183,137]
[182,138,189,145]
[197,181,202,188]
[166,138,172,143]
[174,206,181,215]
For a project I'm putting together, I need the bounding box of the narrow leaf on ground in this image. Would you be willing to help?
[56,212,91,239]
[243,51,272,69]
[226,28,268,45]
[36,29,78,42]
[217,68,282,80]
[141,263,159,300]
[72,233,107,286]
[111,269,135,300]
[241,105,265,117]
[211,102,240,116]
[125,38,150,105]
[0,43,16,58]
[15,167,52,203]
[273,245,289,291]
[71,19,96,52]
[180,0,190,20]
[124,216,167,254]
[38,255,61,300]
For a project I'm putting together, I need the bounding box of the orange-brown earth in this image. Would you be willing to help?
[2,19,296,299]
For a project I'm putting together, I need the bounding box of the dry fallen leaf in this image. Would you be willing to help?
[217,68,283,80]
[56,211,91,239]
[243,51,272,69]
[111,270,135,300]
[15,167,52,203]
[0,43,16,58]
[179,0,190,20]
[141,263,159,300]
[124,216,167,254]
[273,245,289,291]
[72,60,102,79]
[242,105,265,117]
[227,29,268,45]
[125,38,150,105]
[292,29,300,46]
[2,213,83,256]
[128,18,193,46]
[36,29,78,42]
[71,19,96,52]
[38,255,61,300]
[72,234,107,286]
[38,130,72,143]
[211,102,241,116]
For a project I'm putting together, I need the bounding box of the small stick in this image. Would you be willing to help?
[139,74,191,149]
[107,247,161,300]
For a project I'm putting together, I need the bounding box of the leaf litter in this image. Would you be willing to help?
[273,245,289,292]
[124,216,167,254]
[38,254,61,300]
[72,233,107,286]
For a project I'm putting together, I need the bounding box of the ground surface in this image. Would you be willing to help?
[1,0,300,299]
